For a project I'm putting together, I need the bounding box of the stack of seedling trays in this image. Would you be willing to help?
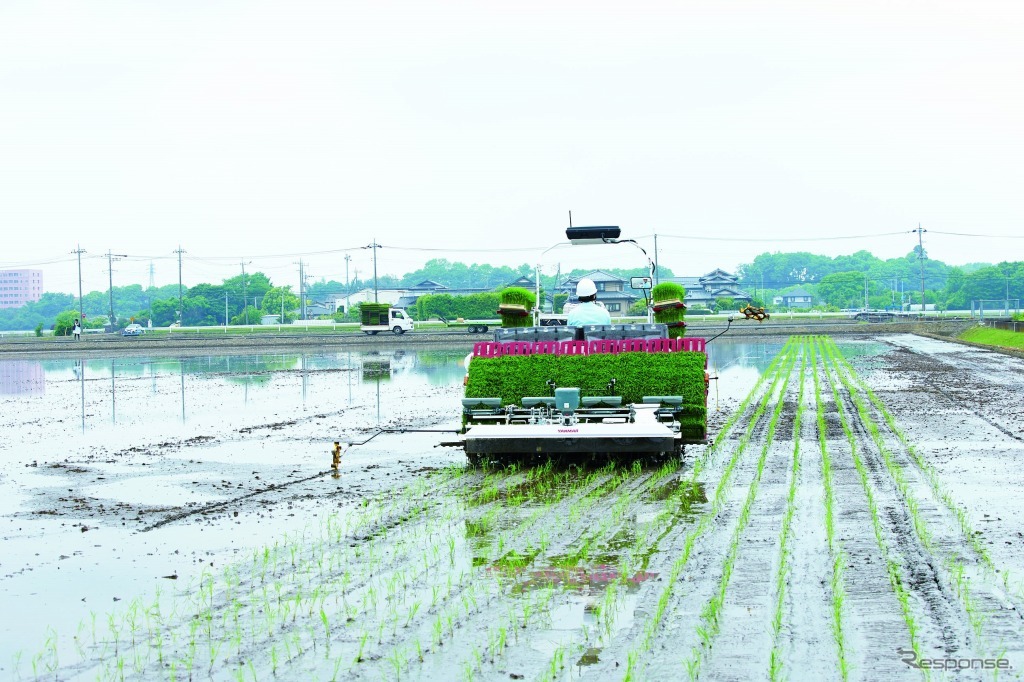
[360,302,391,327]
[651,282,688,339]
[496,287,535,328]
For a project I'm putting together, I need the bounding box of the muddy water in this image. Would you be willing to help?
[0,341,782,676]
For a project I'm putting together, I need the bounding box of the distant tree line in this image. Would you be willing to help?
[737,250,1023,311]
[0,274,300,332]
[2,252,1021,331]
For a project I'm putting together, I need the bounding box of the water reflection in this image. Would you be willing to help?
[110,360,116,424]
[0,360,45,396]
[705,338,785,374]
[4,342,790,439]
[8,349,473,438]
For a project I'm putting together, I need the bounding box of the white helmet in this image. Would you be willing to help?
[576,278,598,297]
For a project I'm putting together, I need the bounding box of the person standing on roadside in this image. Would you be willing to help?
[73,318,81,340]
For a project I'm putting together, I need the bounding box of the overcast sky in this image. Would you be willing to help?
[2,1,1022,295]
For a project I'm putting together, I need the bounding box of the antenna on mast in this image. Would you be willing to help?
[568,210,572,228]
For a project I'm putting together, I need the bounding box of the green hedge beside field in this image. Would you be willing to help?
[466,351,707,433]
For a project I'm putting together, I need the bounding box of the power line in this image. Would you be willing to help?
[928,230,1024,239]
[384,245,557,253]
[5,228,1020,273]
[648,231,908,243]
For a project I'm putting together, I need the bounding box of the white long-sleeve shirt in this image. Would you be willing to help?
[566,302,611,326]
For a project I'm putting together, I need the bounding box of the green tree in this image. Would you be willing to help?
[182,295,218,326]
[712,297,736,313]
[223,272,273,317]
[230,305,261,325]
[815,272,864,308]
[260,286,300,323]
[150,299,178,326]
[53,310,79,336]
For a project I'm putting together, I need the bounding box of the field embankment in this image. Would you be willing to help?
[958,325,1024,352]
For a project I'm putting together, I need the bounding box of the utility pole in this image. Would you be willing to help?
[344,254,351,315]
[174,246,185,325]
[71,245,86,325]
[224,292,228,327]
[298,259,305,321]
[864,274,869,311]
[240,261,249,325]
[148,261,155,289]
[106,250,127,327]
[912,224,927,312]
[364,241,381,303]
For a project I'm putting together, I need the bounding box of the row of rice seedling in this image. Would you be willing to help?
[677,342,801,680]
[831,348,999,575]
[810,339,850,680]
[471,462,663,655]
[374,458,663,675]
[361,462,648,678]
[473,461,632,565]
[608,339,799,680]
[445,459,690,678]
[814,336,928,667]
[391,462,651,680]
[768,339,808,680]
[30,464,500,679]
[33,433,693,680]
[821,338,1004,647]
[238,458,593,679]
[524,462,699,673]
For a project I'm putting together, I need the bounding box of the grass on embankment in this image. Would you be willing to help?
[958,326,1024,351]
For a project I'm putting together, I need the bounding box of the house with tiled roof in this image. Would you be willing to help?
[665,269,752,307]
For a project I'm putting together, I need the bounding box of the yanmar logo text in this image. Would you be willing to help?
[557,428,579,433]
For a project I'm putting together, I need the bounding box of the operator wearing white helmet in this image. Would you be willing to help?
[566,278,612,326]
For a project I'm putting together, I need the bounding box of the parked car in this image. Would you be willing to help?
[121,324,144,337]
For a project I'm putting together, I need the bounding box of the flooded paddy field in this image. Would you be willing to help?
[2,335,1024,680]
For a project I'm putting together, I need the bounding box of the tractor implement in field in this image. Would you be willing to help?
[461,329,710,464]
[463,402,678,456]
[455,224,764,466]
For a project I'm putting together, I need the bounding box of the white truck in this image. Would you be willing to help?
[361,307,415,335]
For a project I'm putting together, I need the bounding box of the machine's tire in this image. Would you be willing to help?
[466,326,477,334]
[392,326,404,335]
[479,325,488,333]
